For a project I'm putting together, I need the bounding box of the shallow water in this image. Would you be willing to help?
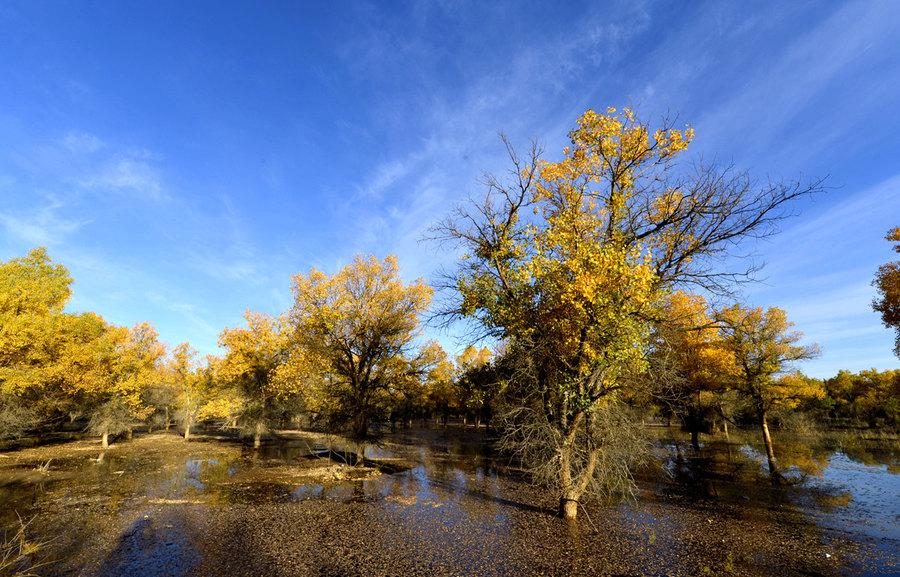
[0,428,897,576]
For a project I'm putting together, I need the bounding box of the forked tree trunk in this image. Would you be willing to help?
[101,430,109,449]
[253,421,264,449]
[759,410,780,481]
[558,450,601,520]
[557,415,601,521]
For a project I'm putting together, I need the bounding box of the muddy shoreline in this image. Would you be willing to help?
[1,430,896,576]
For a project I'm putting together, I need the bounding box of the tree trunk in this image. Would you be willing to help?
[126,427,133,440]
[462,415,468,428]
[184,420,191,442]
[355,441,365,468]
[253,421,263,449]
[690,428,700,451]
[558,441,577,520]
[759,410,780,480]
[556,413,601,521]
[723,419,730,440]
[559,495,579,520]
[165,406,170,431]
[101,430,109,449]
[352,413,368,439]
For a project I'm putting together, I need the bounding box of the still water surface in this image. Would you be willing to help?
[0,428,896,576]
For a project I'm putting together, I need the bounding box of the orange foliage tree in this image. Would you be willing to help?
[873,227,900,357]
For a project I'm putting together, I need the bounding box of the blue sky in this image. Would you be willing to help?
[0,0,898,377]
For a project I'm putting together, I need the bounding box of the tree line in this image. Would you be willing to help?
[1,106,897,521]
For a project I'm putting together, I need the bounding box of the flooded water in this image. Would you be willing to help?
[654,431,899,547]
[0,428,897,576]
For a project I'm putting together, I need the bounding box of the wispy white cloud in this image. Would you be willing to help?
[177,194,266,284]
[741,173,900,376]
[78,157,166,200]
[693,0,900,163]
[332,0,654,284]
[0,193,88,246]
[754,173,900,281]
[355,157,420,201]
[6,130,169,204]
[144,290,220,345]
[61,131,105,154]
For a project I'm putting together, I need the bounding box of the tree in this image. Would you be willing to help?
[850,368,899,428]
[289,255,433,439]
[142,377,176,433]
[653,292,738,447]
[218,311,293,448]
[0,248,75,430]
[821,368,900,428]
[0,249,165,443]
[387,341,448,428]
[86,322,164,448]
[455,346,497,427]
[873,227,900,357]
[434,106,820,519]
[716,305,821,480]
[426,352,459,426]
[166,342,202,441]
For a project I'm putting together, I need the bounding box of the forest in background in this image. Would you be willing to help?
[1,107,898,521]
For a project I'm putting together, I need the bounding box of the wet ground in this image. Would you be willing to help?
[0,427,897,576]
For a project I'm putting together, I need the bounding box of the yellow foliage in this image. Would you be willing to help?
[716,305,821,412]
[289,255,432,436]
[658,292,736,395]
[197,393,244,421]
[456,106,698,402]
[0,248,164,423]
[216,311,298,426]
[456,345,492,370]
[873,227,900,357]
